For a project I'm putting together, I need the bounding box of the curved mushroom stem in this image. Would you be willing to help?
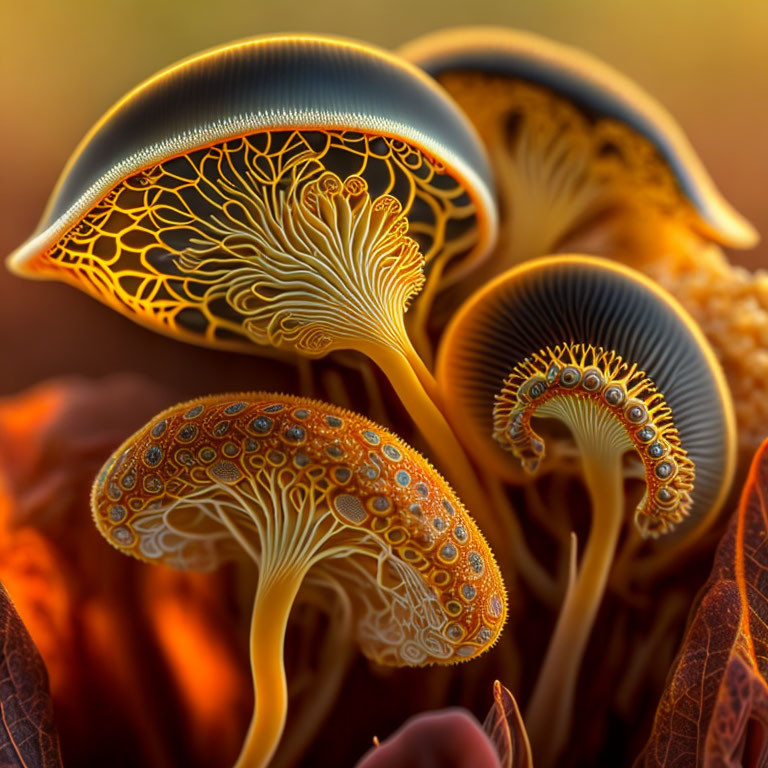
[234,570,305,768]
[483,470,560,608]
[525,406,626,768]
[407,223,488,368]
[272,575,355,768]
[407,252,450,367]
[400,342,442,405]
[525,443,624,768]
[359,341,497,540]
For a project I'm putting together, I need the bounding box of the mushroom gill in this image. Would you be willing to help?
[91,392,507,768]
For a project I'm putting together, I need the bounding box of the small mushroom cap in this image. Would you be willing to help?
[494,342,697,536]
[400,26,757,250]
[10,34,495,274]
[437,254,735,532]
[91,393,507,665]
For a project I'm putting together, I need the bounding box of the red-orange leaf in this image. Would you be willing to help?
[0,582,62,768]
[638,438,768,767]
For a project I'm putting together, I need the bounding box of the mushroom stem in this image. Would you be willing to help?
[525,432,624,768]
[273,578,354,768]
[401,342,442,405]
[234,569,305,768]
[407,252,449,367]
[483,470,560,608]
[360,341,494,536]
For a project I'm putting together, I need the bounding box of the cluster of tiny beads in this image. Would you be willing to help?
[493,343,695,535]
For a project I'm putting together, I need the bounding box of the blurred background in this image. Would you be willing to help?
[0,4,766,767]
[1,0,766,396]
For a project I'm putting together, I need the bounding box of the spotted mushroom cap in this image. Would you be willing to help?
[91,393,507,665]
[437,254,735,534]
[400,26,757,250]
[7,34,496,353]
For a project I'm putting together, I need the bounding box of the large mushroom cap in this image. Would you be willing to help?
[400,26,757,251]
[7,34,496,352]
[437,254,735,532]
[91,392,507,665]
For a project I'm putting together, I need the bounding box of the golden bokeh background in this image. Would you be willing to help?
[2,0,766,395]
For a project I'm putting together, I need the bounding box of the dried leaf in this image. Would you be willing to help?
[0,582,62,768]
[638,438,768,767]
[483,681,533,768]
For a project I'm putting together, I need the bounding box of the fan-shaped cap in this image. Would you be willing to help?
[6,35,497,354]
[400,26,757,250]
[91,393,507,665]
[437,255,735,532]
[11,34,496,273]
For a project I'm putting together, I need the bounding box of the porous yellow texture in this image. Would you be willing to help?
[620,220,768,460]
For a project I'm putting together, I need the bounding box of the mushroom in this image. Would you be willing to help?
[91,392,507,768]
[436,254,735,766]
[399,27,757,287]
[7,33,497,518]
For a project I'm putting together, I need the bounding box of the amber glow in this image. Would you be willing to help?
[2,14,767,768]
[0,384,66,476]
[0,380,251,767]
[148,568,250,756]
[0,517,71,694]
[0,386,76,694]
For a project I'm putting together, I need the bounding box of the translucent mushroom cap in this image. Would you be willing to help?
[400,26,757,251]
[7,34,496,353]
[91,393,507,665]
[437,255,736,534]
